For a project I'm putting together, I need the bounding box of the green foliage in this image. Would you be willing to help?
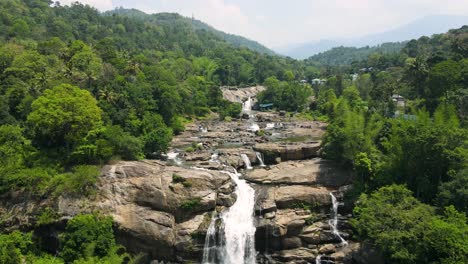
[172,174,192,188]
[142,127,173,158]
[307,42,406,66]
[180,198,201,210]
[27,84,102,149]
[219,101,242,120]
[36,207,58,226]
[258,76,313,112]
[102,126,144,161]
[424,206,468,264]
[53,165,100,197]
[437,169,468,214]
[352,185,468,264]
[0,231,33,264]
[60,214,117,263]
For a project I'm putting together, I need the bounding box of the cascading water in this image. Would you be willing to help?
[202,169,257,264]
[248,123,260,132]
[241,154,253,170]
[242,97,253,112]
[209,152,220,164]
[167,151,183,166]
[329,192,348,246]
[256,152,266,167]
[316,192,347,264]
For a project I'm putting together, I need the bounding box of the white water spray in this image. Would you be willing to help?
[202,169,257,264]
[209,152,220,164]
[242,97,253,112]
[248,123,260,132]
[167,151,183,166]
[241,154,253,170]
[256,152,266,167]
[329,192,348,246]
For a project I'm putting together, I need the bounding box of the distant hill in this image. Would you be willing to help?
[106,8,276,55]
[307,42,406,66]
[279,15,468,59]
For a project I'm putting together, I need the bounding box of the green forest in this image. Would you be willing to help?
[0,0,467,263]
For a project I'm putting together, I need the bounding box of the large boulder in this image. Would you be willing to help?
[221,86,266,104]
[93,160,237,262]
[246,158,353,187]
[274,186,332,209]
[254,142,321,163]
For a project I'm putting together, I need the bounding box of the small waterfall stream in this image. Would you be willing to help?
[329,192,348,246]
[203,96,257,263]
[202,169,256,264]
[242,97,253,112]
[241,154,253,170]
[256,152,266,167]
[316,192,348,264]
[167,151,183,166]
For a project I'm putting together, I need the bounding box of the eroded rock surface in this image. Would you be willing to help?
[94,160,235,261]
[246,158,353,187]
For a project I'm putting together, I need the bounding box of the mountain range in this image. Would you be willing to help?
[277,15,468,59]
[106,8,276,55]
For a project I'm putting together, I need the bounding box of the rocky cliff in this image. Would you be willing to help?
[0,110,383,263]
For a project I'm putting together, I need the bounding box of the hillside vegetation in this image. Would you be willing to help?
[0,0,466,263]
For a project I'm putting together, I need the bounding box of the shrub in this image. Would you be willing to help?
[180,198,201,210]
[142,127,173,158]
[37,207,58,226]
[60,214,116,263]
[172,174,192,188]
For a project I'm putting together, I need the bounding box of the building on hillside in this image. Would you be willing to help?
[392,94,406,108]
[259,103,274,111]
[312,78,326,85]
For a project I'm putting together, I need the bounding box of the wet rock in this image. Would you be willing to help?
[216,193,237,207]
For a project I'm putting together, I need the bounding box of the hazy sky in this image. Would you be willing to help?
[58,0,468,48]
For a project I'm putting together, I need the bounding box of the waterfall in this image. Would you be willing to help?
[256,152,266,167]
[209,152,220,164]
[329,192,348,246]
[316,255,321,264]
[167,151,183,166]
[265,123,275,130]
[241,154,253,170]
[242,97,253,112]
[248,123,260,132]
[202,169,257,264]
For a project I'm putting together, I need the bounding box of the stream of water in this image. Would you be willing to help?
[241,154,253,170]
[202,169,257,264]
[329,192,348,246]
[256,152,266,167]
[242,97,253,112]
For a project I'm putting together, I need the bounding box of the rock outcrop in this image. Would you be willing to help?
[253,142,321,163]
[246,158,353,187]
[93,160,236,262]
[221,86,266,104]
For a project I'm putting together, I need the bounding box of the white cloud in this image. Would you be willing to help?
[57,0,114,11]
